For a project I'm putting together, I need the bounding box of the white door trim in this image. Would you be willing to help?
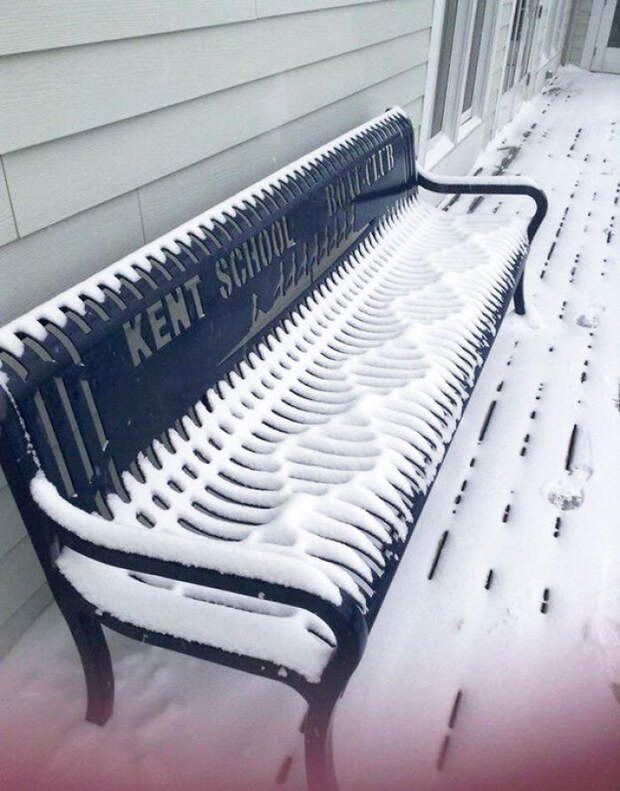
[419,0,448,163]
[420,0,500,169]
[581,0,607,69]
[590,0,620,71]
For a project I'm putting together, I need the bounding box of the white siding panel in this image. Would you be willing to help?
[0,1,257,56]
[0,192,144,324]
[0,487,25,559]
[257,0,382,17]
[0,0,432,153]
[5,32,429,236]
[0,162,17,247]
[0,536,45,628]
[0,583,52,659]
[139,65,427,240]
[402,96,424,131]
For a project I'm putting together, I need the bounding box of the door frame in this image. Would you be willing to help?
[419,0,499,171]
[581,0,619,70]
[496,0,538,130]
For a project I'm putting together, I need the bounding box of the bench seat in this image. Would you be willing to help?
[35,196,528,683]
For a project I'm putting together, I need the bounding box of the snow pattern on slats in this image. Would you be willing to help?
[50,195,528,682]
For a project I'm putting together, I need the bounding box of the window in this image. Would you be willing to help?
[519,1,539,80]
[503,0,527,93]
[543,0,560,58]
[609,1,620,48]
[430,0,458,138]
[427,0,496,147]
[462,0,487,118]
[552,0,568,51]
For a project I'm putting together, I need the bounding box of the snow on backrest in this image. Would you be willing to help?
[0,110,416,514]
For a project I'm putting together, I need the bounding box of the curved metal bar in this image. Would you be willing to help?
[56,525,369,671]
[417,166,547,316]
[304,694,340,791]
[64,609,115,725]
[416,166,548,244]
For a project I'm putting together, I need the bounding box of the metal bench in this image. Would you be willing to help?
[0,108,546,791]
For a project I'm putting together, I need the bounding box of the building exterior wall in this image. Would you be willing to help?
[566,0,595,64]
[0,0,433,656]
[423,0,575,178]
[531,0,574,93]
[482,0,516,146]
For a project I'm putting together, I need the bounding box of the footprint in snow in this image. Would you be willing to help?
[576,303,605,328]
[545,471,587,510]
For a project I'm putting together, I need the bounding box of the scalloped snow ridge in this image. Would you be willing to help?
[51,196,528,677]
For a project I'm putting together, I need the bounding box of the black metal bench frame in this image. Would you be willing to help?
[0,109,546,791]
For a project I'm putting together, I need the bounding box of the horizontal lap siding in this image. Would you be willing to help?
[0,191,145,321]
[139,66,426,240]
[0,0,434,654]
[0,0,258,55]
[0,1,431,153]
[0,166,17,246]
[0,584,53,659]
[5,31,430,236]
[256,0,384,17]
[0,0,386,55]
[0,486,25,559]
[0,538,46,632]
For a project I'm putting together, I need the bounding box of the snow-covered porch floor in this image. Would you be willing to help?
[1,67,619,791]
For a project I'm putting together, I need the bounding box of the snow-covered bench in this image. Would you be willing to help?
[0,109,546,791]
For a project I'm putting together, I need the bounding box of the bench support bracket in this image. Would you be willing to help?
[304,694,339,791]
[513,273,526,315]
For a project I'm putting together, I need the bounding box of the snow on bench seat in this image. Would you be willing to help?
[38,196,528,682]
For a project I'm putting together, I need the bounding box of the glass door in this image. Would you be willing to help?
[592,0,620,73]
[497,0,539,128]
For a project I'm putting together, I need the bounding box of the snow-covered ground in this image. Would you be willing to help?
[1,68,619,791]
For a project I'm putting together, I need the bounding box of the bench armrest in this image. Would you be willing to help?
[32,474,368,660]
[416,166,548,244]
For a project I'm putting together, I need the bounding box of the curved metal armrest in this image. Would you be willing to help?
[59,528,366,653]
[32,475,368,662]
[417,166,548,244]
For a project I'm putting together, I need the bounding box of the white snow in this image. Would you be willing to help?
[545,470,587,510]
[56,548,335,684]
[31,473,346,609]
[1,68,619,791]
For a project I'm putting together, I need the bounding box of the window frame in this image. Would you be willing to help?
[459,0,488,124]
[542,0,560,61]
[421,0,498,165]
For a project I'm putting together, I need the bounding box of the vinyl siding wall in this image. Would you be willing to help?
[0,0,433,655]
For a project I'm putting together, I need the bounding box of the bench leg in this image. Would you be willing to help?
[513,272,526,315]
[66,611,114,725]
[304,696,339,791]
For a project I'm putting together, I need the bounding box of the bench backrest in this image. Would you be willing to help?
[0,109,416,516]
